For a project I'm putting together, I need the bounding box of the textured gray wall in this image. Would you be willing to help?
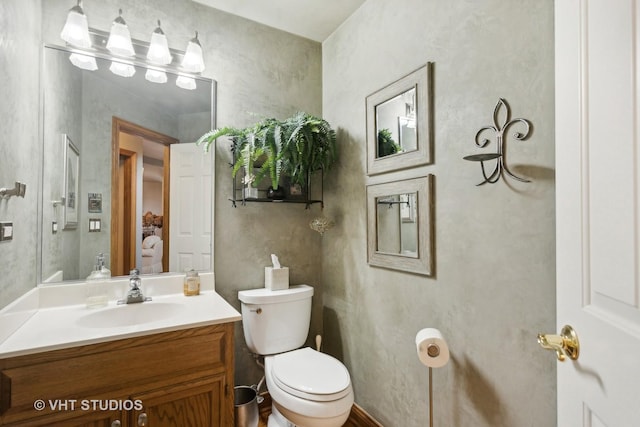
[0,0,41,305]
[321,0,556,426]
[40,47,82,282]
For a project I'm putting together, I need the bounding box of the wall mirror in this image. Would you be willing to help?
[366,63,433,175]
[39,45,216,284]
[367,175,434,276]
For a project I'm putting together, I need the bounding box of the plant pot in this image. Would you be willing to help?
[266,186,285,200]
[244,186,259,199]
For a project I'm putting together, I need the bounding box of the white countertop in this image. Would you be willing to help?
[0,273,241,359]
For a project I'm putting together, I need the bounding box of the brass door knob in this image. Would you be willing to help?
[537,324,580,361]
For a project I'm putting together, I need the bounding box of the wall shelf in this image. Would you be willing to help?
[229,197,323,208]
[229,145,324,209]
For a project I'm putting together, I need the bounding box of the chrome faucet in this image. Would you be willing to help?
[118,269,151,304]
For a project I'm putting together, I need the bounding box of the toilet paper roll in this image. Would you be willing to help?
[416,328,450,368]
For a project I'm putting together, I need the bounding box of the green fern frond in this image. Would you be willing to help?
[195,126,244,152]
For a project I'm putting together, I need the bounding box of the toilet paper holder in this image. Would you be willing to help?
[416,328,450,427]
[426,344,440,358]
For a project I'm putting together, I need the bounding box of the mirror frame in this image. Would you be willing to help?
[367,175,434,276]
[366,63,433,175]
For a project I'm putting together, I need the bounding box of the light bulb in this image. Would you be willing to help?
[69,52,97,70]
[176,75,196,90]
[147,20,172,65]
[180,31,205,73]
[60,1,91,48]
[145,69,167,84]
[106,9,135,57]
[109,61,136,77]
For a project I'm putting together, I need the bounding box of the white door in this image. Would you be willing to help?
[169,143,214,272]
[555,0,640,425]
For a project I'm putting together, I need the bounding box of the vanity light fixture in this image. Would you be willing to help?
[106,9,135,57]
[60,10,205,90]
[69,52,98,71]
[60,0,91,48]
[176,75,196,90]
[181,31,205,73]
[146,20,172,65]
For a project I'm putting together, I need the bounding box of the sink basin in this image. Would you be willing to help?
[77,302,187,328]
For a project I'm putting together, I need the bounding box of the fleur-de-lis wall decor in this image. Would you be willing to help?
[463,98,532,185]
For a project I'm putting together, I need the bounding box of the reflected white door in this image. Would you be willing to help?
[556,0,640,425]
[169,143,214,272]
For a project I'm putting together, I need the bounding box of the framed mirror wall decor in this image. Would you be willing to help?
[366,63,433,175]
[367,175,434,276]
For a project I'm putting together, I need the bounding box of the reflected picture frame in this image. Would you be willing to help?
[366,63,434,175]
[62,134,79,229]
[366,175,434,276]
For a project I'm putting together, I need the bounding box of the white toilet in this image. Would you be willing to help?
[238,285,354,427]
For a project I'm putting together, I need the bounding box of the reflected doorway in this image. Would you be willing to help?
[111,117,179,276]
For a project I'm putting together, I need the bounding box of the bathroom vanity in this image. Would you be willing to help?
[0,273,241,427]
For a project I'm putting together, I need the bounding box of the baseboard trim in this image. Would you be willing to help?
[258,392,383,427]
[345,402,384,427]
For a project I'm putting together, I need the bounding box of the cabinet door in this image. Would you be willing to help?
[131,376,226,427]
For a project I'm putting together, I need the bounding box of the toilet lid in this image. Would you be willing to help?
[271,347,351,401]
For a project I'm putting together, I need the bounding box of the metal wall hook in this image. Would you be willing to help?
[0,181,27,199]
[463,98,533,185]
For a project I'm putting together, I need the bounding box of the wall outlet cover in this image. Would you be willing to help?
[0,222,13,241]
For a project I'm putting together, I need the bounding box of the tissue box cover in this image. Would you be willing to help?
[265,267,289,290]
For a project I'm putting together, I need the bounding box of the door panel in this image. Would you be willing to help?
[556,0,640,425]
[169,143,214,272]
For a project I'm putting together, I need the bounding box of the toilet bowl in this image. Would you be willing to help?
[238,285,354,427]
[265,347,353,427]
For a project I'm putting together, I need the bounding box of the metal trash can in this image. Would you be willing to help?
[234,386,259,427]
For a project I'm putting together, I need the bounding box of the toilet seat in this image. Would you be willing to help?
[270,348,351,402]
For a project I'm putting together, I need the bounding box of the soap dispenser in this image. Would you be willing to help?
[98,253,111,278]
[183,269,200,296]
[86,253,109,308]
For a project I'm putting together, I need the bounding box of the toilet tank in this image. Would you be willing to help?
[238,285,313,355]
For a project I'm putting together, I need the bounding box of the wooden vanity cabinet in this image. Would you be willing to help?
[0,323,234,427]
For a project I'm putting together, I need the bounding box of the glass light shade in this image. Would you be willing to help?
[145,69,167,84]
[147,31,172,65]
[106,21,135,57]
[109,61,136,77]
[181,34,205,73]
[69,53,98,70]
[60,7,91,48]
[176,75,196,90]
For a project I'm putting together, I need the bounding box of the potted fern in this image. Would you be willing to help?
[196,112,337,201]
[281,112,337,193]
[196,118,285,199]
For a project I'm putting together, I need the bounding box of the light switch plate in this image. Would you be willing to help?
[89,218,101,232]
[0,222,13,241]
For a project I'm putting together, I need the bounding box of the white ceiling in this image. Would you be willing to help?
[192,0,366,42]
